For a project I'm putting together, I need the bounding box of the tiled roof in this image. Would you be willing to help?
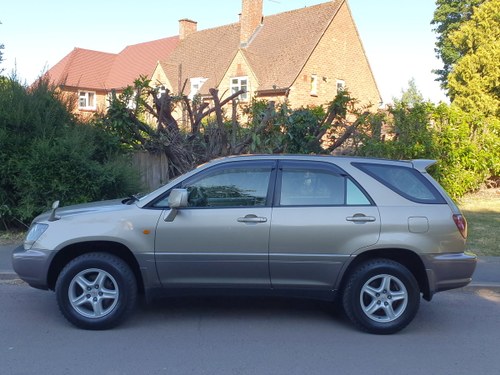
[46,37,179,90]
[244,1,343,90]
[159,1,343,94]
[46,48,116,90]
[106,36,179,89]
[162,23,241,95]
[47,1,344,93]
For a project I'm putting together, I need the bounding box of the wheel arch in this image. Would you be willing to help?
[338,248,431,301]
[47,241,145,294]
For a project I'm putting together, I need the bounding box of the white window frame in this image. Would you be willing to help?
[230,76,249,101]
[336,79,346,94]
[78,91,96,110]
[310,74,318,96]
[189,77,207,99]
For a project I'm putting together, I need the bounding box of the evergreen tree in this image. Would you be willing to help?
[447,0,500,117]
[431,0,484,89]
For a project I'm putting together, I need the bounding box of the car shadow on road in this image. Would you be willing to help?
[135,294,350,327]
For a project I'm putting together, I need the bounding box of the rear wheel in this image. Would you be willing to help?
[342,259,420,334]
[55,253,137,330]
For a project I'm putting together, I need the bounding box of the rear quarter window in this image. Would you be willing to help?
[352,162,446,204]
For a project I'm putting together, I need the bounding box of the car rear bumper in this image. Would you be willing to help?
[12,245,52,290]
[424,252,477,298]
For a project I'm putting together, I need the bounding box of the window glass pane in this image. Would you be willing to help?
[354,163,445,203]
[88,92,95,107]
[186,167,271,207]
[346,179,370,205]
[280,169,345,206]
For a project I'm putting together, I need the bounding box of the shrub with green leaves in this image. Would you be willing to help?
[0,77,140,229]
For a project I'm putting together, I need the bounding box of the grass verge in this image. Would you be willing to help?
[0,231,25,246]
[458,188,500,257]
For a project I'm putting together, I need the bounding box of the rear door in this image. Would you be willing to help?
[269,160,380,289]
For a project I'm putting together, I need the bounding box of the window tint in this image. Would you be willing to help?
[353,162,445,204]
[186,167,271,207]
[346,179,371,205]
[279,168,371,206]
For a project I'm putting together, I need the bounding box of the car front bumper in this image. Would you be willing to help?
[424,252,477,299]
[12,245,54,290]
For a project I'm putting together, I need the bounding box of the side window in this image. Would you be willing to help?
[353,162,446,204]
[279,167,372,206]
[185,167,271,207]
[346,179,371,205]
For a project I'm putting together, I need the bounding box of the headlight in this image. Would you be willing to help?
[25,223,49,249]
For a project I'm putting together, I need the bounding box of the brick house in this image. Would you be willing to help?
[45,37,179,117]
[153,0,381,113]
[46,0,380,119]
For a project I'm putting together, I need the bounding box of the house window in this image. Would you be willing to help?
[78,91,96,110]
[336,79,346,94]
[230,76,249,101]
[310,74,318,96]
[189,77,207,99]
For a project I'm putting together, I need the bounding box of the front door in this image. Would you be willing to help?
[154,160,276,288]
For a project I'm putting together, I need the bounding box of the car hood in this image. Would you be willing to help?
[34,199,130,222]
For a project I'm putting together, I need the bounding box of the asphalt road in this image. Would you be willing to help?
[1,280,500,375]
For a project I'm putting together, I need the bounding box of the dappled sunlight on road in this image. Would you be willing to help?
[475,288,500,303]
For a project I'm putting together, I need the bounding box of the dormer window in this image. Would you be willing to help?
[230,76,249,101]
[189,77,207,99]
[78,91,96,110]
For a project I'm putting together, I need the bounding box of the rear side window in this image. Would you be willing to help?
[353,162,446,204]
[279,166,372,206]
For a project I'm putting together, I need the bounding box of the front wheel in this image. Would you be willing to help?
[342,259,420,334]
[55,253,137,330]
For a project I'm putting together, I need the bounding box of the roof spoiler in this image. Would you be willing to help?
[411,159,436,172]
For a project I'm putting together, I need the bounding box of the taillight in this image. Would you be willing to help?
[453,214,468,239]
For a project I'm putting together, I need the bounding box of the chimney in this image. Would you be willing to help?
[179,19,197,40]
[240,0,263,47]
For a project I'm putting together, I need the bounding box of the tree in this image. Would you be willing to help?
[98,77,372,180]
[446,0,500,117]
[395,78,424,108]
[0,77,140,229]
[431,0,484,89]
[0,21,4,74]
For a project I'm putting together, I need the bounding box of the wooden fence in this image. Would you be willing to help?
[132,151,169,191]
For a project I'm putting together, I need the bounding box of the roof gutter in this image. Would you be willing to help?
[255,87,290,97]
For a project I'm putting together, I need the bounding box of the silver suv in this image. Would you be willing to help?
[12,155,476,334]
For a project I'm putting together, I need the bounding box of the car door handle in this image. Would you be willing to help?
[346,214,376,223]
[237,215,268,223]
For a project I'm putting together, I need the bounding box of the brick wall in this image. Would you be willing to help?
[288,2,381,110]
[240,0,263,46]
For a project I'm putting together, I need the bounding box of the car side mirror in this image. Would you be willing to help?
[164,189,189,222]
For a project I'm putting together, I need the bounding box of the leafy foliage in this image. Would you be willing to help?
[446,0,500,117]
[0,77,140,229]
[359,81,499,198]
[96,78,371,179]
[431,0,485,89]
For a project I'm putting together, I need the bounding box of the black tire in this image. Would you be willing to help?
[342,258,420,334]
[55,252,137,330]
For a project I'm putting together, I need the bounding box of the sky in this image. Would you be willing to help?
[0,0,446,104]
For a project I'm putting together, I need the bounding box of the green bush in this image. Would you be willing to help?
[359,99,499,198]
[0,77,140,229]
[431,104,496,197]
